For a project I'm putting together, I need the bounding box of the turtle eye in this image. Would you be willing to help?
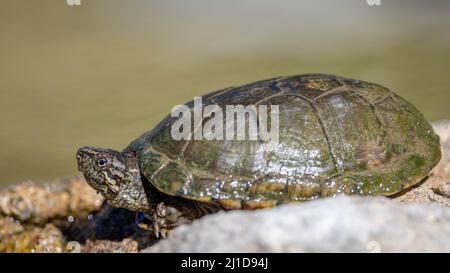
[96,157,109,168]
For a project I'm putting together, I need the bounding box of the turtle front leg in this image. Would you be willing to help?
[152,201,192,238]
[134,204,189,238]
[136,198,221,238]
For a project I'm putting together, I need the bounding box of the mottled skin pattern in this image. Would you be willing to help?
[76,147,219,237]
[77,74,441,235]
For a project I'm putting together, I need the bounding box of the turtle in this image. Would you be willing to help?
[76,74,441,237]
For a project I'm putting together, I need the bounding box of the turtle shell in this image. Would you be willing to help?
[126,74,441,209]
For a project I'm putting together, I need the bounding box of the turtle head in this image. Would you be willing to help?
[76,146,150,212]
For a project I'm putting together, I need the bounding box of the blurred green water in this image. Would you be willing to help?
[0,0,449,184]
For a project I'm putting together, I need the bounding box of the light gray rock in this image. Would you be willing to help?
[144,196,450,253]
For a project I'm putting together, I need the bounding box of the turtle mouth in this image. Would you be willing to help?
[82,173,117,199]
[76,149,109,197]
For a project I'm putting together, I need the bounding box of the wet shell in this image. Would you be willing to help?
[127,74,441,208]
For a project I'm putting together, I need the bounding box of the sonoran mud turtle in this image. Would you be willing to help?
[77,74,441,236]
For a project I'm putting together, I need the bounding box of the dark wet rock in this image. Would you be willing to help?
[62,203,156,250]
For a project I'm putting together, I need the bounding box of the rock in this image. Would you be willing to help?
[433,181,450,198]
[63,204,156,249]
[0,202,156,253]
[0,178,156,253]
[0,217,25,248]
[82,239,139,253]
[143,196,450,253]
[0,217,64,253]
[0,178,104,224]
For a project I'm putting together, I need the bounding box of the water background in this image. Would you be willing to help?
[1,0,449,184]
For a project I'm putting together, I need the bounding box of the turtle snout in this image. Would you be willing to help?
[76,146,95,171]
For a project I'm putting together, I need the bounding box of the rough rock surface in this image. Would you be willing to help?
[144,196,450,253]
[0,120,449,252]
[0,216,63,253]
[0,179,155,252]
[0,178,104,224]
[82,239,139,253]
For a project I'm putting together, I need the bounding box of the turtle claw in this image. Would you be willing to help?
[160,228,171,239]
[153,222,160,238]
[134,213,171,239]
[152,224,171,239]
